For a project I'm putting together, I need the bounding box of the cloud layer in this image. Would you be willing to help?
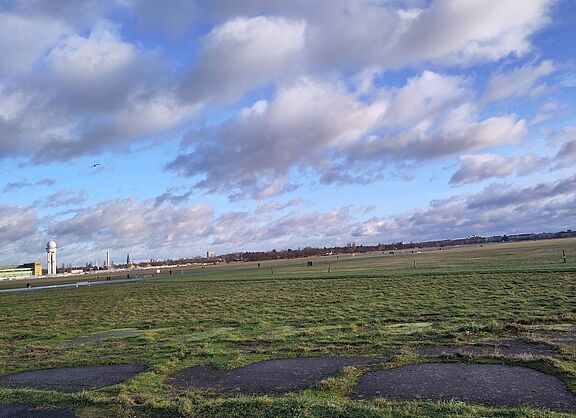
[0,0,557,167]
[169,69,532,198]
[2,173,574,265]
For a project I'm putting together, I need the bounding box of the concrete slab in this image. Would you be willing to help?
[353,363,576,411]
[172,357,384,395]
[0,404,76,418]
[0,365,147,393]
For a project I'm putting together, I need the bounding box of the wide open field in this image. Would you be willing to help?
[1,239,575,417]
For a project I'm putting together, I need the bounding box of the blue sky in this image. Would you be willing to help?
[0,0,575,266]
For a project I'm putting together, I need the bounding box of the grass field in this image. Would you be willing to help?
[1,239,575,417]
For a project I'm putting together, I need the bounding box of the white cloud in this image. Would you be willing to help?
[170,68,533,198]
[0,81,70,156]
[484,60,556,103]
[529,100,561,125]
[451,135,576,185]
[182,16,307,103]
[0,11,69,75]
[450,153,550,185]
[0,204,38,242]
[2,178,55,193]
[353,174,576,241]
[450,154,515,185]
[107,91,200,141]
[176,0,555,104]
[0,0,559,170]
[256,198,303,214]
[294,0,555,70]
[382,71,470,125]
[0,84,30,121]
[466,174,576,210]
[547,126,576,146]
[35,189,88,208]
[556,139,576,159]
[552,139,576,169]
[0,21,198,162]
[48,25,137,84]
[350,103,527,162]
[170,77,386,199]
[395,0,554,66]
[29,87,200,162]
[0,204,42,264]
[130,0,554,67]
[50,199,215,256]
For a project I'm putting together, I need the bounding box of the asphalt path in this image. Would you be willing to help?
[0,265,262,294]
[0,275,163,294]
[0,258,354,295]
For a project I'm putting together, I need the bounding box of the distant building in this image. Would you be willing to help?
[207,251,215,259]
[20,262,43,277]
[0,262,42,280]
[46,241,57,275]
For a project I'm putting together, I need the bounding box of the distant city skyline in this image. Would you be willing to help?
[1,0,575,265]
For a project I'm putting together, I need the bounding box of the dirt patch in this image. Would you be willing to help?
[171,357,384,394]
[353,363,576,411]
[0,365,147,393]
[62,328,147,346]
[0,404,76,417]
[418,338,558,358]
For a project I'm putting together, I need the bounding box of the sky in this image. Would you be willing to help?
[0,0,575,266]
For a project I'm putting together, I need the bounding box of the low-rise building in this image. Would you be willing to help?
[0,262,42,280]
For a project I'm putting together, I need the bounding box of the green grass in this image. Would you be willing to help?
[0,239,575,417]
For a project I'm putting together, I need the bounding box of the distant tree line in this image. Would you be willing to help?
[214,230,575,262]
[200,229,576,263]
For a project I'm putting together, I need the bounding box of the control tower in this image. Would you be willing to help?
[46,241,57,275]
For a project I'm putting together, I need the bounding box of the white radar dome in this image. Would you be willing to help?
[47,240,57,249]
